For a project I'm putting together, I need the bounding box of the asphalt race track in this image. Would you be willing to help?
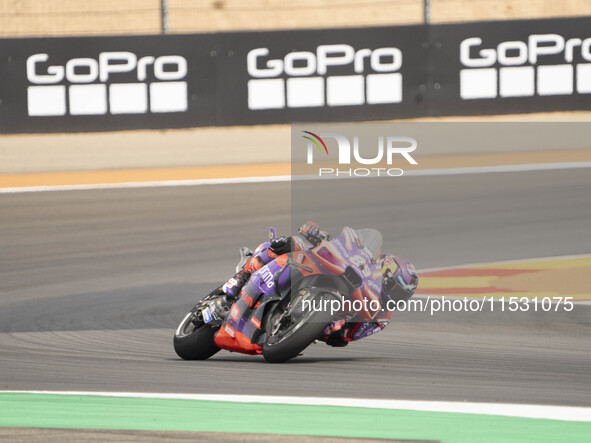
[1,169,590,407]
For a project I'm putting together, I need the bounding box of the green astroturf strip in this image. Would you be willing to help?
[1,393,590,443]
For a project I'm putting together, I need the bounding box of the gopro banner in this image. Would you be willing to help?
[428,17,591,116]
[1,16,591,133]
[0,34,219,133]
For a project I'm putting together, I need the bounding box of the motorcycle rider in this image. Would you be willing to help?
[222,222,418,347]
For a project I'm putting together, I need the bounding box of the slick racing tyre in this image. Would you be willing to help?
[173,311,220,360]
[262,292,334,363]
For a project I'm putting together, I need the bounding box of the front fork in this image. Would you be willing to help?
[191,287,231,327]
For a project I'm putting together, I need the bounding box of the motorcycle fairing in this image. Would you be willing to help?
[307,228,385,321]
[214,322,262,355]
[213,255,289,354]
[213,227,385,353]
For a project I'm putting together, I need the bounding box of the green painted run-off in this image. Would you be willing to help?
[1,393,590,442]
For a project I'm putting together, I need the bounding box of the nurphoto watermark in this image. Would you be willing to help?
[304,295,575,317]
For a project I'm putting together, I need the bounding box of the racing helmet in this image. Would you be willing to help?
[380,255,418,302]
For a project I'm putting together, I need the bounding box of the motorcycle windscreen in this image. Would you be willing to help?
[356,228,383,261]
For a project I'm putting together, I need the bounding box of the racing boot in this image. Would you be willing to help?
[222,238,290,301]
[321,320,349,347]
[222,270,250,301]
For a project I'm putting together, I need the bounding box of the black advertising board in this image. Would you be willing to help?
[1,16,590,133]
[429,18,591,116]
[0,34,219,133]
[0,25,429,133]
[215,25,430,126]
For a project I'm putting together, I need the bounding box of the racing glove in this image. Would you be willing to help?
[300,221,320,238]
[299,221,331,245]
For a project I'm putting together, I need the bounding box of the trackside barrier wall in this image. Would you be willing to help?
[1,16,591,133]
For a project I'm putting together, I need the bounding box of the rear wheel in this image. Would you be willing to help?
[173,311,220,360]
[262,292,334,363]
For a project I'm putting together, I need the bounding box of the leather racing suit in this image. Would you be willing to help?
[222,222,394,348]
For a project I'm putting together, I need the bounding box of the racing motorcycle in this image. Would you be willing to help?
[173,226,384,363]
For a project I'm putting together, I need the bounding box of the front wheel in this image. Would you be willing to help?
[173,311,220,360]
[262,292,334,363]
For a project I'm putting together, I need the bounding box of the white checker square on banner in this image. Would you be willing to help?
[69,84,107,115]
[248,79,285,110]
[150,82,188,113]
[460,68,497,99]
[499,66,534,97]
[537,65,573,96]
[27,85,66,116]
[327,75,364,106]
[109,83,147,114]
[576,63,591,94]
[287,77,324,108]
[366,73,402,104]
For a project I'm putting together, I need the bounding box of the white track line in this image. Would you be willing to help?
[403,161,591,176]
[0,176,291,194]
[1,161,590,194]
[2,391,590,422]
